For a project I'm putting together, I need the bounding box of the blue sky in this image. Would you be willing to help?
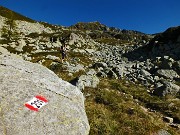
[0,0,180,34]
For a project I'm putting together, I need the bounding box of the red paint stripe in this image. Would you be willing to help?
[35,95,48,103]
[25,103,38,111]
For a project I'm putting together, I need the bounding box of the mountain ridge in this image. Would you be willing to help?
[0,6,35,22]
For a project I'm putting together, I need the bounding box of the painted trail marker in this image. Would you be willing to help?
[25,95,48,111]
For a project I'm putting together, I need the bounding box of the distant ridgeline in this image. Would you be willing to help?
[0,6,35,22]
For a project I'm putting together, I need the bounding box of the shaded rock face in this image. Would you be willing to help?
[0,55,89,135]
[153,80,180,96]
[152,26,180,44]
[123,26,180,62]
[149,26,180,60]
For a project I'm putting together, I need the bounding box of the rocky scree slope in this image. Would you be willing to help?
[68,24,180,122]
[90,25,180,94]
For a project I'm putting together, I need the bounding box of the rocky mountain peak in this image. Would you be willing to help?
[70,21,108,31]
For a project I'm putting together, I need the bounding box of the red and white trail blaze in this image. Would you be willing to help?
[25,95,48,111]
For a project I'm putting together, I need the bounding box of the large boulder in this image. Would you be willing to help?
[93,62,108,69]
[65,62,85,73]
[155,129,171,135]
[173,60,180,74]
[155,69,179,80]
[15,39,26,52]
[112,65,124,78]
[158,56,174,69]
[0,46,11,55]
[0,55,89,135]
[68,33,85,47]
[72,69,99,91]
[153,80,180,96]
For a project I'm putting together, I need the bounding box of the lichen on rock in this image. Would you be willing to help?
[0,54,90,135]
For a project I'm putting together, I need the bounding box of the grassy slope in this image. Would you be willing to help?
[0,6,35,22]
[83,78,180,135]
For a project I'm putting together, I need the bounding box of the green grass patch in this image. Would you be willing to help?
[68,51,92,67]
[109,79,180,123]
[84,79,179,134]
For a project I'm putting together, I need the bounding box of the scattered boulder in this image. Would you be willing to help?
[112,65,124,78]
[64,62,85,73]
[155,129,171,135]
[69,33,85,47]
[22,54,32,61]
[17,20,53,34]
[140,69,151,77]
[15,39,26,52]
[86,69,97,76]
[153,80,180,96]
[93,62,108,69]
[155,69,179,80]
[158,56,174,69]
[163,116,173,123]
[72,69,99,91]
[46,55,60,61]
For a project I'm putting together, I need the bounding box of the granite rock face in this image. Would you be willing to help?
[153,80,180,96]
[73,69,99,91]
[0,55,89,135]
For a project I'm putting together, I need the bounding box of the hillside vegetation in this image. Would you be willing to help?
[0,6,180,135]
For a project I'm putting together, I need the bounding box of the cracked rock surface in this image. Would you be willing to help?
[0,54,89,135]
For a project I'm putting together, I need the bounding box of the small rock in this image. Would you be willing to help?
[163,116,173,123]
[155,129,171,135]
[169,123,180,129]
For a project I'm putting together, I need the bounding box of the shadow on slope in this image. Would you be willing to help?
[123,26,180,61]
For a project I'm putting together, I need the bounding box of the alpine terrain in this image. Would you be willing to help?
[0,6,180,135]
